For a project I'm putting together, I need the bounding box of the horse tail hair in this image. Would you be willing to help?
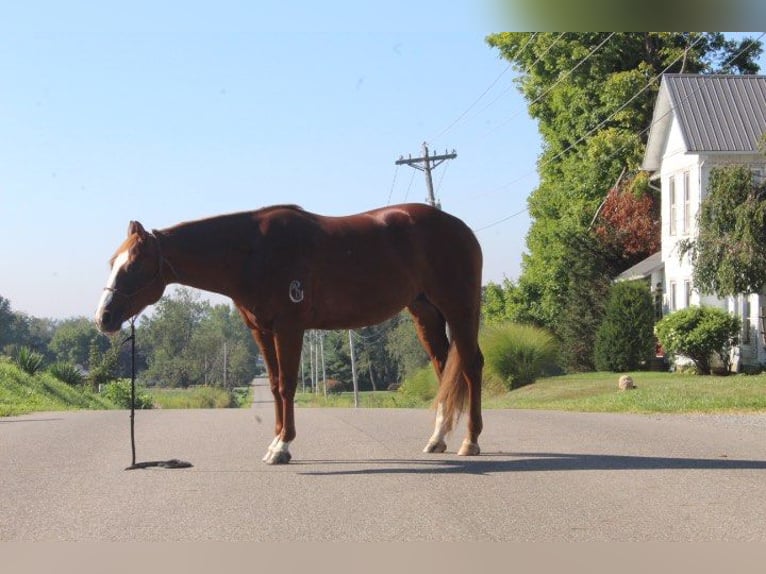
[433,342,469,433]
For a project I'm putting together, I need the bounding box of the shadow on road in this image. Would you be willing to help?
[295,452,766,476]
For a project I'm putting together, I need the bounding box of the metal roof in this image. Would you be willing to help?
[643,74,766,171]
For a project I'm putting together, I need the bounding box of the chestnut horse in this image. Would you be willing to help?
[95,203,484,464]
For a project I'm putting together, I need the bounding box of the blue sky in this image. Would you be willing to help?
[0,4,761,319]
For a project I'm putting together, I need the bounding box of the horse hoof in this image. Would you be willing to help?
[266,450,292,465]
[457,440,480,456]
[423,440,447,454]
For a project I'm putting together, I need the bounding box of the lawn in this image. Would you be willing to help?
[483,371,766,413]
[296,371,766,414]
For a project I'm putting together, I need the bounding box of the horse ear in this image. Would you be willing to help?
[128,220,147,239]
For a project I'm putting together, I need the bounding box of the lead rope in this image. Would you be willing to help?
[123,317,192,471]
[128,317,136,467]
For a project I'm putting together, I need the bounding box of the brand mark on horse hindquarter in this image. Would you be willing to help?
[289,280,304,303]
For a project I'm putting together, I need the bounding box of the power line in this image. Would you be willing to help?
[430,33,538,142]
[386,164,400,205]
[484,33,616,138]
[468,32,567,126]
[473,33,720,232]
[403,167,417,202]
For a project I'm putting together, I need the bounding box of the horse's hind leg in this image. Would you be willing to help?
[456,342,483,456]
[451,319,484,456]
[428,297,484,456]
[407,296,451,454]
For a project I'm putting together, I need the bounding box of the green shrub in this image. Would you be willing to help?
[480,322,559,389]
[14,346,44,375]
[0,361,117,416]
[48,362,84,386]
[594,281,656,372]
[398,366,438,402]
[655,306,741,375]
[101,379,154,409]
[148,386,239,409]
[191,385,236,408]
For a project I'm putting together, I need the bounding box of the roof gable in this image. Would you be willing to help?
[643,74,766,171]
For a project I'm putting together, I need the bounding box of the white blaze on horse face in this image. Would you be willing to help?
[96,249,129,319]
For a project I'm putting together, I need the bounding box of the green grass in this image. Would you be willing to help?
[149,385,253,409]
[5,353,766,416]
[297,371,766,414]
[295,389,429,408]
[0,359,116,417]
[484,371,766,414]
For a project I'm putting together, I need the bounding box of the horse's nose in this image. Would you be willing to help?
[97,310,112,332]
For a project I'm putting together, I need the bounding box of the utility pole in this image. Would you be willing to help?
[348,330,359,408]
[395,142,457,208]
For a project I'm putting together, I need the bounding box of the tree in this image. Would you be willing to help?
[385,312,429,382]
[654,306,740,374]
[484,33,762,332]
[594,280,656,372]
[481,282,509,325]
[138,288,260,388]
[48,317,110,368]
[190,303,260,388]
[87,336,121,389]
[556,232,612,371]
[0,296,56,359]
[679,165,766,297]
[140,288,208,387]
[0,295,17,352]
[593,172,661,270]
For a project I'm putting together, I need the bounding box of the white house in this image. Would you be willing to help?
[638,73,766,370]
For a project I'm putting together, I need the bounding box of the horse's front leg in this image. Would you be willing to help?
[263,327,303,465]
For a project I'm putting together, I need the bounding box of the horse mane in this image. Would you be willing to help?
[110,205,307,266]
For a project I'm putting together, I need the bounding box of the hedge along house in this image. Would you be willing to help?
[637,73,766,371]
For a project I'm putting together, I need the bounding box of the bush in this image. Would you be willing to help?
[48,362,84,386]
[148,386,240,409]
[480,322,559,389]
[398,366,438,402]
[14,346,44,375]
[654,306,741,375]
[325,379,345,394]
[594,281,656,372]
[101,379,154,409]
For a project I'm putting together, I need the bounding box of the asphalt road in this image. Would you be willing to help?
[4,379,766,541]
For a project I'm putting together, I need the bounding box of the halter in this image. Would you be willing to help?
[102,231,178,300]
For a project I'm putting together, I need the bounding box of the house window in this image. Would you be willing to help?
[742,297,751,344]
[683,171,691,234]
[684,280,692,307]
[669,176,677,236]
[669,281,677,312]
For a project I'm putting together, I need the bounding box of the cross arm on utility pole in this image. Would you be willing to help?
[395,142,457,208]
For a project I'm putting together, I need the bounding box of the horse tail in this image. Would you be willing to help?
[433,342,469,433]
